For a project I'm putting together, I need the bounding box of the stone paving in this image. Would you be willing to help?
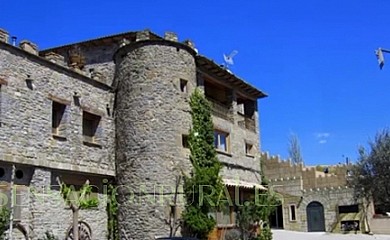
[272,230,390,240]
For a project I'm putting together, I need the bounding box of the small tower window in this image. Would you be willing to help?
[245,143,254,156]
[180,79,188,93]
[182,135,189,148]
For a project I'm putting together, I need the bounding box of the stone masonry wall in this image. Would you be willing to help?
[0,163,108,240]
[47,44,118,87]
[0,42,115,176]
[114,38,197,240]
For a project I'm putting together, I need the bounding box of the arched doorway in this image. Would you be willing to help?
[306,201,325,232]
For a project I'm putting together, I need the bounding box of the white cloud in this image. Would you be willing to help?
[316,132,330,138]
[315,132,330,144]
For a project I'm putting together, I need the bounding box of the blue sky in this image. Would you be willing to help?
[2,0,390,165]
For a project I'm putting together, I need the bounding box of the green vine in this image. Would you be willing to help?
[107,184,118,240]
[0,208,10,240]
[182,89,224,240]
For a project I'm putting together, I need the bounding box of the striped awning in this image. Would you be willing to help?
[223,179,267,190]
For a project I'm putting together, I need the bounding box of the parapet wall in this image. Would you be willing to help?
[261,152,350,190]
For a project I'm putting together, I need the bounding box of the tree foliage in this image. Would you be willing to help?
[58,179,98,240]
[0,208,10,240]
[349,129,390,214]
[182,89,224,239]
[288,133,303,164]
[235,185,279,240]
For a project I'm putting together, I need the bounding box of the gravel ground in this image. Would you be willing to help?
[272,230,390,240]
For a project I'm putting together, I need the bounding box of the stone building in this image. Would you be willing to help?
[261,153,374,234]
[0,28,267,239]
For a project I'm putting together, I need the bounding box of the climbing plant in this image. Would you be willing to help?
[107,183,119,240]
[57,178,98,240]
[0,207,10,240]
[182,89,224,240]
[235,162,279,240]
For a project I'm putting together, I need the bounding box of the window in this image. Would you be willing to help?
[245,142,254,156]
[180,79,188,93]
[182,135,189,148]
[52,101,66,135]
[214,130,229,152]
[338,204,359,214]
[82,111,101,144]
[289,205,297,221]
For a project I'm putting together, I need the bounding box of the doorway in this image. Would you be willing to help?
[307,201,325,232]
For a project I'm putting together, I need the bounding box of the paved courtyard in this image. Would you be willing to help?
[272,230,390,240]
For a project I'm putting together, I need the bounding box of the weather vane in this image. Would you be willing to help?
[223,50,238,70]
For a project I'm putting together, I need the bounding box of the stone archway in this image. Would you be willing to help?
[307,201,325,232]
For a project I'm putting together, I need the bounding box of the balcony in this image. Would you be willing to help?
[207,98,234,122]
[238,113,256,133]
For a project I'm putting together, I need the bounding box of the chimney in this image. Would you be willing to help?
[19,40,39,55]
[136,29,150,41]
[44,52,66,66]
[164,32,178,42]
[0,29,9,43]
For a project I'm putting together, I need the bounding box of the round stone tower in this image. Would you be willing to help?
[113,30,197,239]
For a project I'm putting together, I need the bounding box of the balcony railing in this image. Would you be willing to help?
[207,98,234,122]
[238,113,256,133]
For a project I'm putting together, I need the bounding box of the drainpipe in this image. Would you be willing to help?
[8,164,15,240]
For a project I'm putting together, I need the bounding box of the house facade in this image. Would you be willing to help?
[0,28,266,240]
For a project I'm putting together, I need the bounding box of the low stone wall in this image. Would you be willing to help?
[370,217,390,235]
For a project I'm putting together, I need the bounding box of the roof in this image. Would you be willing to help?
[40,30,267,99]
[40,30,161,54]
[197,55,267,99]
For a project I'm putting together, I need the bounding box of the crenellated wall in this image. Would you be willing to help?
[261,152,350,190]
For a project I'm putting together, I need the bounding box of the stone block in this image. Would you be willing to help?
[19,40,38,55]
[0,28,9,43]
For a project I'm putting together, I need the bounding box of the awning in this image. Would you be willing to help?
[223,179,267,190]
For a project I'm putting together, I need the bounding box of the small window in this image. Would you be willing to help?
[52,101,66,135]
[180,79,188,93]
[182,135,189,148]
[289,205,296,221]
[82,111,101,144]
[245,143,254,156]
[214,130,229,152]
[0,167,4,178]
[338,204,359,214]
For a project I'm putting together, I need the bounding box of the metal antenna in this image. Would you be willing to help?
[223,50,238,69]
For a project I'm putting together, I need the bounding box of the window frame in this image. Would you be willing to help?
[245,142,255,156]
[180,78,188,93]
[52,101,67,137]
[289,204,297,222]
[82,111,102,145]
[214,130,230,153]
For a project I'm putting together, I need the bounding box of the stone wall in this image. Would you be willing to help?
[114,34,197,240]
[261,152,350,190]
[1,163,108,240]
[46,44,118,87]
[261,152,361,233]
[0,42,115,176]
